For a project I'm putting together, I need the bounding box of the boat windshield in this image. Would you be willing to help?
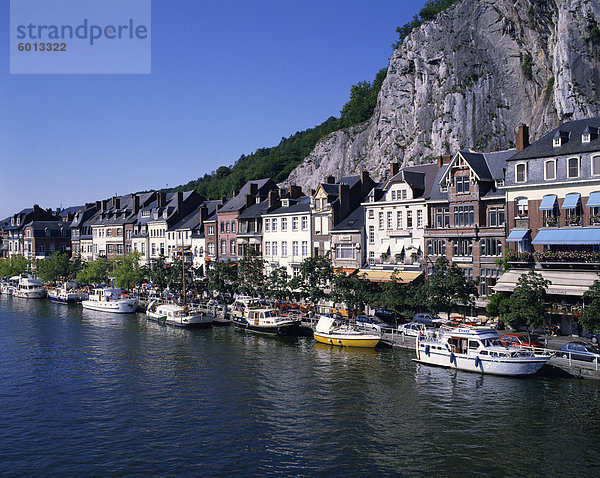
[263,310,275,318]
[482,338,499,347]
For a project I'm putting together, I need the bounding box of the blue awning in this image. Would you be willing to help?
[587,192,600,208]
[506,229,530,242]
[532,228,600,245]
[539,194,557,210]
[561,193,581,209]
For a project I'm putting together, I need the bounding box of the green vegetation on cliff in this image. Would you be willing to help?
[394,0,461,48]
[175,68,387,199]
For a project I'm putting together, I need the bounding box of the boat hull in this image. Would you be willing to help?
[414,347,549,376]
[147,312,213,328]
[13,290,46,299]
[233,318,300,335]
[82,299,138,314]
[313,332,380,348]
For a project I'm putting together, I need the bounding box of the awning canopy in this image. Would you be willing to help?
[494,270,598,296]
[532,228,600,245]
[506,229,530,242]
[358,269,422,283]
[539,194,557,210]
[561,193,581,209]
[587,192,600,208]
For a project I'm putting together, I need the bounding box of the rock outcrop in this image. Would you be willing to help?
[284,0,600,190]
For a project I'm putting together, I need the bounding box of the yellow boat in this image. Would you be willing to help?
[313,316,381,348]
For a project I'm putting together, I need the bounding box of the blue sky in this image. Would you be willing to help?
[0,0,426,219]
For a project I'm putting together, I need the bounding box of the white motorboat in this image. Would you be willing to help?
[1,277,18,296]
[81,288,138,314]
[313,316,381,348]
[48,283,87,304]
[415,326,551,376]
[232,299,300,335]
[13,276,46,299]
[146,301,213,328]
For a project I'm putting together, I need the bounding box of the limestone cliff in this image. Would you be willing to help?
[284,0,600,190]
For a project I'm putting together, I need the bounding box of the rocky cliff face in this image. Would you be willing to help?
[284,0,600,190]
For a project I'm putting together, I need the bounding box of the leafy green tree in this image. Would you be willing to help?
[206,260,237,298]
[76,257,112,285]
[426,257,478,317]
[501,271,550,338]
[291,253,333,310]
[581,280,600,334]
[370,272,427,322]
[264,267,291,301]
[35,252,70,283]
[69,255,85,279]
[485,292,511,321]
[0,255,30,277]
[331,270,372,317]
[112,252,146,290]
[237,249,265,297]
[148,255,170,290]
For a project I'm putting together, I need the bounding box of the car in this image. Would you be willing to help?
[355,315,394,333]
[583,331,600,345]
[559,342,600,362]
[412,313,445,327]
[374,309,400,326]
[498,333,543,349]
[398,322,425,337]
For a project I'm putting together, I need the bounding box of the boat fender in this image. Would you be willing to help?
[425,345,430,356]
[449,353,455,364]
[474,356,480,368]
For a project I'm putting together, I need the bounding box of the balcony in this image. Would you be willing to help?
[514,216,529,229]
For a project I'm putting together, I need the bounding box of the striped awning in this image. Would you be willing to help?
[539,194,557,210]
[532,228,600,245]
[506,229,530,242]
[561,193,581,209]
[587,192,600,208]
[358,269,422,283]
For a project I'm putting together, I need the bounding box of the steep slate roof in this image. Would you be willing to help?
[484,149,515,180]
[264,196,311,215]
[509,116,600,161]
[429,165,450,202]
[236,199,271,219]
[331,204,364,232]
[219,178,274,213]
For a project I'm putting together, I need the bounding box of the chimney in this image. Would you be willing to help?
[199,204,208,223]
[360,170,371,198]
[288,185,302,199]
[249,183,258,195]
[245,194,254,207]
[85,202,94,209]
[95,200,102,210]
[390,162,399,178]
[309,189,315,197]
[102,200,108,211]
[131,194,140,214]
[516,124,530,152]
[232,189,239,197]
[437,155,444,169]
[112,196,120,209]
[268,189,279,207]
[338,183,351,221]
[177,191,184,211]
[157,192,166,208]
[325,175,335,184]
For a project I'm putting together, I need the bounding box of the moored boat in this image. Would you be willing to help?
[232,301,301,335]
[313,316,381,348]
[81,288,138,314]
[13,276,46,299]
[146,300,213,328]
[48,283,87,304]
[415,325,551,376]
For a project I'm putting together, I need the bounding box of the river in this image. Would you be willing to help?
[1,296,599,476]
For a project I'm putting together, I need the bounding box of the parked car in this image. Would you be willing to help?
[583,331,600,345]
[355,315,394,333]
[374,309,400,326]
[498,333,543,348]
[559,342,600,362]
[398,322,424,337]
[412,313,445,327]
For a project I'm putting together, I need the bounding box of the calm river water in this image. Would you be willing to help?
[1,296,599,477]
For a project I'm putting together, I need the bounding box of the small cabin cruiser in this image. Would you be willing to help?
[313,316,381,348]
[13,276,46,299]
[146,301,213,328]
[81,288,138,314]
[232,305,300,335]
[48,283,87,304]
[415,326,551,376]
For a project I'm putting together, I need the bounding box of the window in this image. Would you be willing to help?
[208,243,215,256]
[568,157,579,178]
[516,163,527,183]
[272,242,277,256]
[208,225,215,235]
[368,210,374,219]
[391,191,396,200]
[141,243,145,255]
[264,219,270,232]
[302,241,308,256]
[232,222,236,233]
[453,205,475,226]
[456,176,470,193]
[592,155,600,176]
[453,239,473,257]
[225,222,230,233]
[583,133,591,144]
[481,238,502,256]
[292,217,299,231]
[220,240,226,255]
[387,211,393,229]
[281,218,287,231]
[369,225,375,245]
[369,251,375,265]
[417,210,423,228]
[427,239,446,256]
[396,211,403,229]
[378,212,384,230]
[301,216,308,231]
[335,244,356,260]
[272,219,278,232]
[152,243,156,256]
[265,242,271,256]
[407,210,413,228]
[544,160,556,180]
[553,138,561,148]
[487,208,505,227]
[230,239,236,255]
[107,228,112,237]
[281,241,288,256]
[435,207,450,228]
[292,241,299,256]
[516,198,528,217]
[402,190,407,200]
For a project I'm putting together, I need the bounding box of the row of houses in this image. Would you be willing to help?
[3,117,600,332]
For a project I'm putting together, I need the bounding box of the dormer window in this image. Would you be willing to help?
[583,133,591,144]
[281,199,289,207]
[553,129,569,147]
[553,138,561,147]
[11,218,14,226]
[582,126,599,143]
[456,176,470,193]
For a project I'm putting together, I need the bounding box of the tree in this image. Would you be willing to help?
[237,249,265,297]
[291,253,333,310]
[371,272,428,322]
[69,255,85,279]
[426,257,478,317]
[501,271,550,337]
[148,255,170,291]
[206,260,237,298]
[581,280,600,334]
[112,252,146,290]
[0,255,30,277]
[76,257,112,285]
[331,270,372,317]
[485,292,511,322]
[264,267,290,301]
[35,252,71,283]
